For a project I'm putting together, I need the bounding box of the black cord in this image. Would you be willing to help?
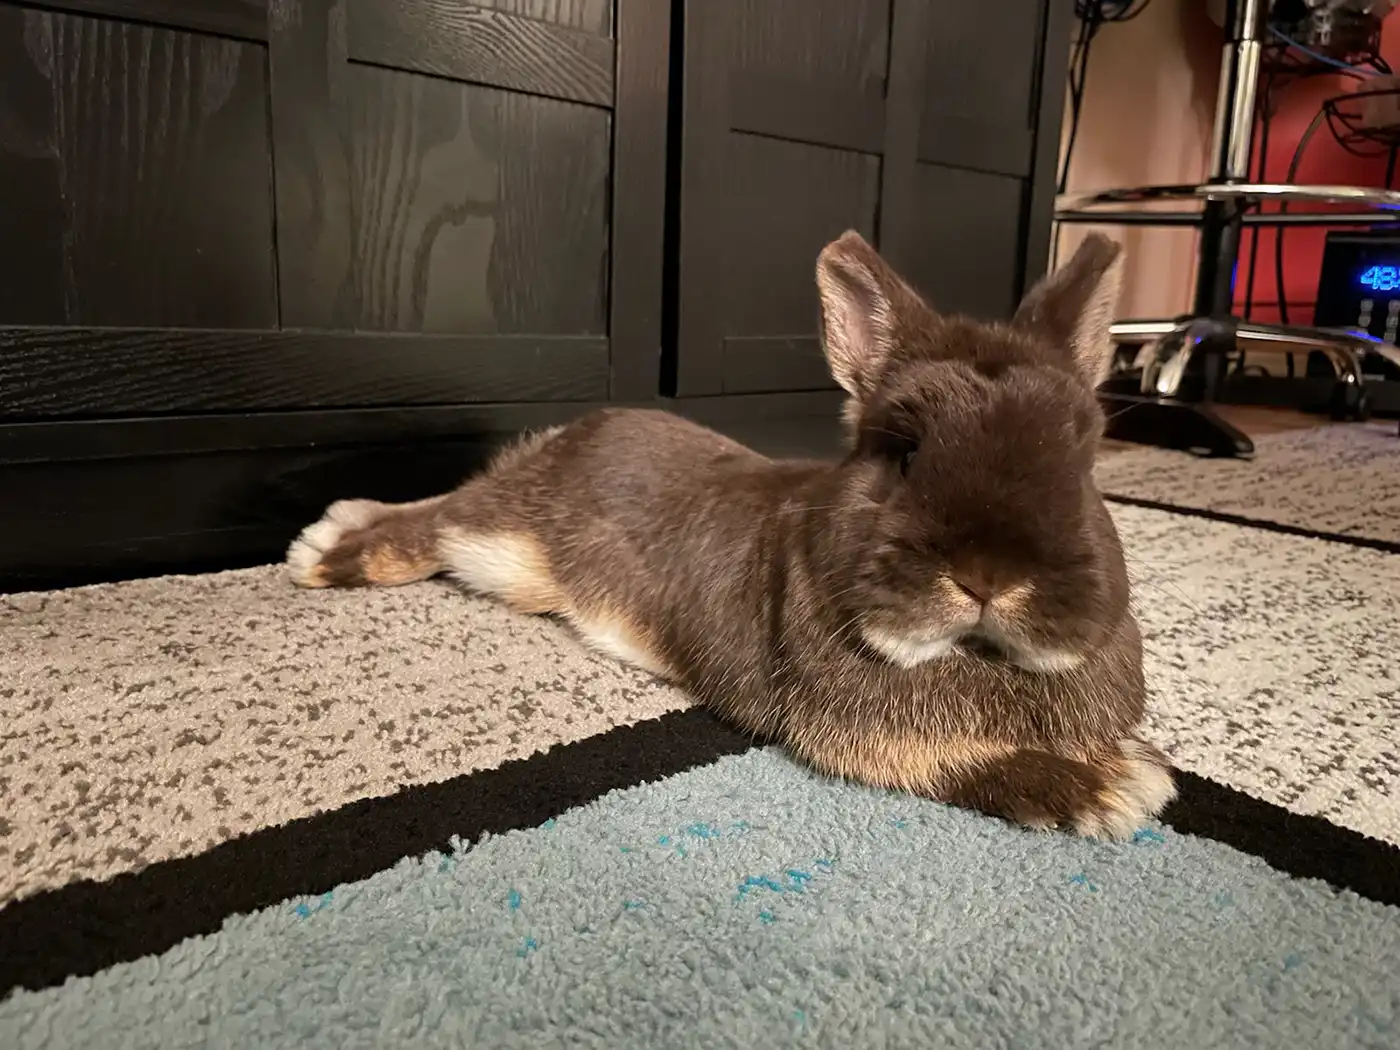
[1060,1,1155,195]
[1275,107,1327,327]
[1249,34,1387,376]
[1243,72,1275,324]
[1058,13,1097,194]
[1111,0,1153,22]
[1052,5,1098,265]
[1274,106,1327,376]
[1054,0,1154,269]
[1074,0,1152,21]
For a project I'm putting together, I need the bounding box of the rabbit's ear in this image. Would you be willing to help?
[1010,234,1125,388]
[816,231,927,398]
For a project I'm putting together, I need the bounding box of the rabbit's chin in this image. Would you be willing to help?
[860,620,1086,676]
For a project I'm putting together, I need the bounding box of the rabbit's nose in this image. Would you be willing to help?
[950,571,996,605]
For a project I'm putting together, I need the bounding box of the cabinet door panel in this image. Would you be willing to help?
[473,0,612,35]
[0,8,276,329]
[0,0,670,421]
[0,8,68,324]
[901,165,1026,323]
[731,0,888,90]
[719,134,878,393]
[673,0,1071,396]
[347,67,610,335]
[920,0,1041,177]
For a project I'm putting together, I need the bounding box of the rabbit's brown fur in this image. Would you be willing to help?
[287,231,1175,839]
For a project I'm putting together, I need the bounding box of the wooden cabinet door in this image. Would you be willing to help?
[0,0,669,423]
[670,0,1071,396]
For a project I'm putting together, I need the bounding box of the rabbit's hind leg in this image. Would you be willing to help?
[431,426,571,614]
[286,496,448,589]
[286,426,571,609]
[287,484,570,614]
[434,524,569,614]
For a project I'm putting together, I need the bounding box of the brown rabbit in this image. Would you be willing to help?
[287,230,1174,838]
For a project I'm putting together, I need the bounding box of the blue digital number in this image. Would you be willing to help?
[1359,265,1400,292]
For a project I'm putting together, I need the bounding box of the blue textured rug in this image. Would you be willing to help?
[4,748,1397,1049]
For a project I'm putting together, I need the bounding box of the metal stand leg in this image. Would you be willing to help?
[1098,392,1255,456]
[1059,1,1400,450]
[1139,321,1211,397]
[1094,0,1270,458]
[1106,315,1390,440]
[1102,318,1254,456]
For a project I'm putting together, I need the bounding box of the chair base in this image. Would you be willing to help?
[1098,390,1255,459]
[1097,315,1397,457]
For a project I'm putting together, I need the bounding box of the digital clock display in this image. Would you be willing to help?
[1317,233,1400,343]
[1358,264,1400,292]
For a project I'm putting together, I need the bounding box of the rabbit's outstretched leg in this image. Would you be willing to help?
[285,495,449,589]
[285,426,672,679]
[285,427,569,614]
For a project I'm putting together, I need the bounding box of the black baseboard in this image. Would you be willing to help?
[0,394,846,593]
[1,439,501,592]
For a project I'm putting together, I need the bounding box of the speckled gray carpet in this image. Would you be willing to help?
[2,574,680,906]
[3,428,1400,1048]
[1095,421,1400,543]
[5,503,1397,912]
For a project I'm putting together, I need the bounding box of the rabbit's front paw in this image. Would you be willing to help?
[942,738,1175,840]
[1070,738,1177,840]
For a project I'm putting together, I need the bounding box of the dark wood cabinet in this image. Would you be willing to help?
[0,0,1069,589]
[670,0,1071,395]
[0,0,668,418]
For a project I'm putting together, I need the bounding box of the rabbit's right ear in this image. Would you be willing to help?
[816,231,925,399]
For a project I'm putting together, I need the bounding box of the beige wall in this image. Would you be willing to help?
[1053,0,1221,318]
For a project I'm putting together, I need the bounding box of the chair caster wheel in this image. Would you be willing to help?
[1329,382,1370,422]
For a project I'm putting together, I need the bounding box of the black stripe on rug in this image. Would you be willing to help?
[1161,770,1400,908]
[0,708,755,999]
[4,713,1399,1000]
[1104,493,1400,555]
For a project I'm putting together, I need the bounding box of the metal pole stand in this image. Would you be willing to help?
[1056,0,1400,456]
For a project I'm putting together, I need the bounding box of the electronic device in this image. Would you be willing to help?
[1211,0,1400,66]
[1314,229,1400,378]
[1274,0,1395,58]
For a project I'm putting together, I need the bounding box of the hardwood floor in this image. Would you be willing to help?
[1203,404,1327,436]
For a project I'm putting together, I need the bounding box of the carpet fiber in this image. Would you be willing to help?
[1095,421,1400,545]
[2,574,679,905]
[5,751,1398,1050]
[3,425,1399,1048]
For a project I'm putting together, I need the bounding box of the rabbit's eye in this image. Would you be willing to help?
[862,420,918,474]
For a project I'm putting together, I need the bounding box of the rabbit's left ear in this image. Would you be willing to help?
[1011,234,1125,388]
